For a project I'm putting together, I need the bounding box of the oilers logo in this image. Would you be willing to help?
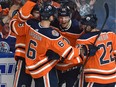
[52,30,59,37]
[0,41,10,53]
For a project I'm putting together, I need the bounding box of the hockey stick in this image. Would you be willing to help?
[93,3,109,45]
[82,3,109,69]
[74,3,109,87]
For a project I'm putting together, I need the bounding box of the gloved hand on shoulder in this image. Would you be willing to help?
[81,44,98,56]
[88,44,98,56]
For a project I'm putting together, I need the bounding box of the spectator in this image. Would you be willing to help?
[38,0,61,9]
[8,0,24,18]
[75,0,96,16]
[0,1,10,18]
[0,16,16,53]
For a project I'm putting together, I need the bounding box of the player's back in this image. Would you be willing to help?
[76,30,116,84]
[24,19,81,78]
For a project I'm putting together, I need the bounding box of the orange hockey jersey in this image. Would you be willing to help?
[76,30,116,84]
[10,19,82,78]
[10,1,82,79]
[51,20,84,71]
[12,1,35,60]
[15,36,26,60]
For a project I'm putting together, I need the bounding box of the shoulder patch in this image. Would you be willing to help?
[52,30,59,37]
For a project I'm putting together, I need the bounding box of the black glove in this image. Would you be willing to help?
[30,0,38,3]
[88,45,98,56]
[46,50,60,60]
[81,45,98,56]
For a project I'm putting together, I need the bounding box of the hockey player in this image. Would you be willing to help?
[52,5,84,87]
[0,16,16,53]
[10,1,83,87]
[76,14,116,87]
[10,1,40,87]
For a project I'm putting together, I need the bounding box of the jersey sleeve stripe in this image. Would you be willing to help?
[62,46,72,57]
[76,57,81,63]
[15,43,26,48]
[66,48,74,60]
[19,9,31,21]
[11,21,18,35]
[15,49,25,54]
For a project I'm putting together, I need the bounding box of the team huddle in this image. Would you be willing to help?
[6,0,116,87]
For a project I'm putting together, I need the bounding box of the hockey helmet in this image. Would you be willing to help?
[58,6,71,17]
[32,4,40,12]
[39,5,56,20]
[80,14,98,29]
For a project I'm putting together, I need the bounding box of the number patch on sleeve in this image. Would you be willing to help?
[58,41,64,47]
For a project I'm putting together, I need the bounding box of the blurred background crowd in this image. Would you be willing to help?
[0,0,115,53]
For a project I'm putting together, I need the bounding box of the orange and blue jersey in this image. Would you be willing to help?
[11,1,36,60]
[10,17,82,78]
[76,30,116,84]
[51,19,84,71]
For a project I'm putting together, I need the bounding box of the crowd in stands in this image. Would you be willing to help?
[0,0,115,54]
[0,0,115,87]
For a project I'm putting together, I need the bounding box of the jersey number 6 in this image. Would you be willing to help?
[27,40,36,59]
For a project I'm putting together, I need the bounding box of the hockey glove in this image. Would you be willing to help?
[88,44,98,56]
[81,45,98,56]
[46,50,60,60]
[81,45,88,56]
